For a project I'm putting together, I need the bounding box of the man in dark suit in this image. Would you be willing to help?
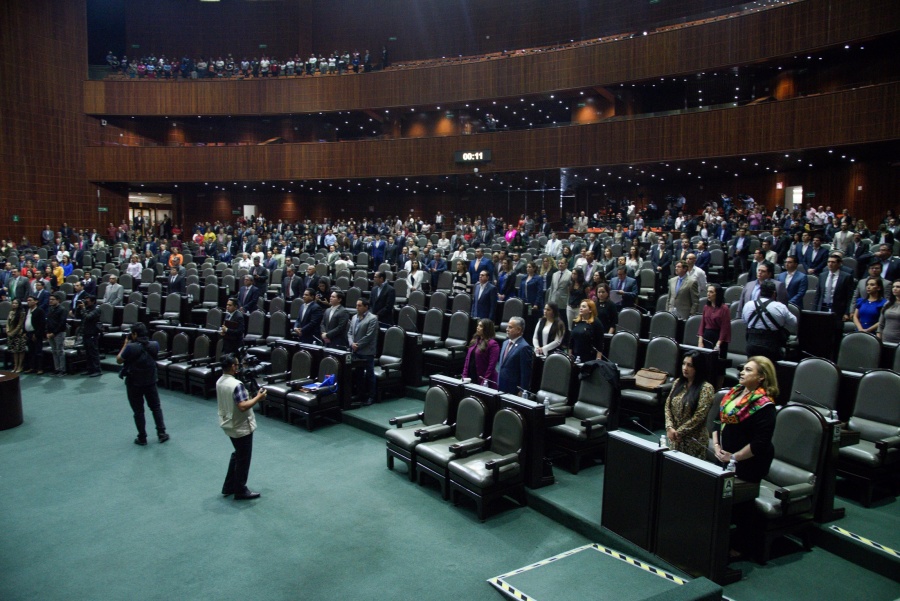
[167,266,186,295]
[730,228,751,276]
[771,227,791,264]
[320,290,350,349]
[611,266,639,308]
[776,256,809,307]
[82,272,98,296]
[694,240,711,272]
[650,239,672,292]
[471,270,498,320]
[23,294,47,373]
[250,257,269,295]
[473,227,492,248]
[738,261,788,312]
[33,280,51,313]
[293,288,324,344]
[875,244,900,281]
[301,264,319,293]
[369,271,396,327]
[468,248,493,283]
[237,275,260,314]
[497,317,533,394]
[281,266,302,301]
[814,253,855,328]
[426,251,448,291]
[220,297,245,354]
[804,235,829,276]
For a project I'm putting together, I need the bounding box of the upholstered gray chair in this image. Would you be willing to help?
[620,336,679,430]
[786,357,840,417]
[753,404,829,563]
[415,396,488,498]
[374,326,405,403]
[167,334,212,392]
[494,298,524,343]
[285,355,342,431]
[607,331,639,379]
[837,369,900,506]
[420,308,445,349]
[422,311,470,376]
[547,363,617,473]
[448,407,526,521]
[836,332,881,379]
[247,310,288,360]
[155,331,190,388]
[187,338,224,399]
[397,305,418,334]
[534,353,572,406]
[617,308,642,335]
[262,350,312,419]
[385,385,451,481]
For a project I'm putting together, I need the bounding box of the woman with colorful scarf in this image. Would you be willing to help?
[711,356,777,500]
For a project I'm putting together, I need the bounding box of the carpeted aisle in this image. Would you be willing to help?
[0,374,592,601]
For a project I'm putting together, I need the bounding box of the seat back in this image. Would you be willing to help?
[451,293,471,314]
[398,306,418,333]
[146,292,162,314]
[430,291,448,312]
[408,290,426,310]
[537,353,572,402]
[608,331,639,370]
[379,326,405,365]
[205,307,223,329]
[491,408,525,455]
[164,293,181,312]
[152,329,168,352]
[683,314,702,346]
[318,356,340,382]
[353,276,369,291]
[99,302,115,325]
[269,296,285,315]
[500,298,524,325]
[655,294,669,314]
[574,367,614,421]
[788,358,840,414]
[724,285,743,304]
[423,386,450,426]
[393,278,409,299]
[422,308,444,337]
[436,270,453,291]
[849,370,900,441]
[728,319,747,355]
[446,311,470,345]
[192,334,211,360]
[270,347,289,374]
[122,302,139,325]
[268,311,288,339]
[246,311,266,336]
[456,397,487,441]
[836,332,881,372]
[644,336,679,375]
[767,404,827,488]
[649,311,678,340]
[290,297,304,321]
[291,350,313,380]
[617,308,641,335]
[344,287,361,308]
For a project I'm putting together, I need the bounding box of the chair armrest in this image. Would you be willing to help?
[389,412,425,427]
[774,482,815,502]
[287,377,314,390]
[416,424,453,441]
[265,371,291,384]
[167,353,191,363]
[548,403,572,416]
[486,452,520,479]
[876,436,900,453]
[449,436,487,457]
[446,344,468,357]
[188,356,214,367]
[582,414,608,436]
[381,361,403,374]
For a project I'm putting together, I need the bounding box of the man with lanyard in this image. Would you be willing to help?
[217,354,266,500]
[741,280,796,363]
[117,323,169,446]
[348,298,378,405]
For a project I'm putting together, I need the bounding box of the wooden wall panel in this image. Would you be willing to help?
[86,83,900,183]
[0,0,129,244]
[85,0,900,117]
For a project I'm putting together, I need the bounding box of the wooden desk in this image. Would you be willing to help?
[0,371,23,430]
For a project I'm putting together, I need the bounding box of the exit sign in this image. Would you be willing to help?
[12,215,19,222]
[98,207,109,212]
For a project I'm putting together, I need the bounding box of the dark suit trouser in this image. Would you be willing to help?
[26,333,43,371]
[223,432,253,495]
[127,383,166,439]
[84,333,101,374]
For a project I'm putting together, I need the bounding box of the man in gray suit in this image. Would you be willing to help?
[737,261,787,312]
[666,261,700,319]
[548,257,572,324]
[349,297,378,405]
[102,274,125,306]
[5,268,28,303]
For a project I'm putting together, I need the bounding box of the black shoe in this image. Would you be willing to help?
[55,371,66,378]
[222,489,234,497]
[89,372,101,378]
[158,433,170,443]
[234,490,261,500]
[134,437,148,446]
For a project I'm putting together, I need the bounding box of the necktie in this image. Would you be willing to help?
[675,277,684,295]
[826,273,835,305]
[501,340,512,365]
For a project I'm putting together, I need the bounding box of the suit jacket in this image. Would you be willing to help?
[7,276,28,303]
[548,269,571,308]
[166,273,186,295]
[882,258,900,282]
[222,309,245,353]
[24,306,46,340]
[349,311,378,356]
[694,250,712,272]
[35,289,50,313]
[666,276,700,319]
[468,257,494,282]
[650,245,672,279]
[301,273,319,292]
[805,247,829,275]
[738,279,788,312]
[294,301,324,343]
[497,337,534,394]
[237,285,260,313]
[471,282,498,320]
[82,278,97,296]
[322,305,350,349]
[776,271,809,307]
[370,283,396,325]
[814,270,854,316]
[611,276,639,307]
[282,274,302,300]
[103,283,124,306]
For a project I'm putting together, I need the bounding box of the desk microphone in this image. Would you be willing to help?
[792,390,837,420]
[629,418,657,438]
[312,335,325,346]
[517,386,535,400]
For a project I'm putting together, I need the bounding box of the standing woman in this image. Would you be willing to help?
[533,302,567,357]
[462,319,500,388]
[853,277,887,333]
[497,258,517,301]
[665,351,716,458]
[566,268,587,326]
[711,357,777,500]
[539,256,556,286]
[6,299,27,373]
[519,261,545,317]
[586,270,605,302]
[593,283,619,354]
[569,299,605,363]
[406,260,424,292]
[697,284,731,357]
[451,260,472,296]
[599,247,616,277]
[561,245,575,270]
[877,280,900,344]
[625,246,642,275]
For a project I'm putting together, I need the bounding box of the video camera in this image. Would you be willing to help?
[232,348,266,396]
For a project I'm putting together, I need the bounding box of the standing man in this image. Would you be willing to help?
[742,280,796,363]
[77,295,102,377]
[650,238,672,293]
[45,291,68,377]
[471,270,498,320]
[468,247,493,282]
[776,255,809,308]
[321,290,350,349]
[23,295,46,374]
[548,257,572,325]
[814,253,855,329]
[220,298,246,354]
[293,288,324,344]
[666,261,700,319]
[102,274,125,306]
[217,355,266,500]
[349,298,378,405]
[281,266,301,301]
[117,323,169,446]
[738,261,788,311]
[496,317,533,395]
[237,275,260,313]
[370,271,396,327]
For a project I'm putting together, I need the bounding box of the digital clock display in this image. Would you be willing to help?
[454,150,492,163]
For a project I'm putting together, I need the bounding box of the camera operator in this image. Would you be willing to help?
[117,322,169,446]
[75,294,102,377]
[217,354,266,501]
